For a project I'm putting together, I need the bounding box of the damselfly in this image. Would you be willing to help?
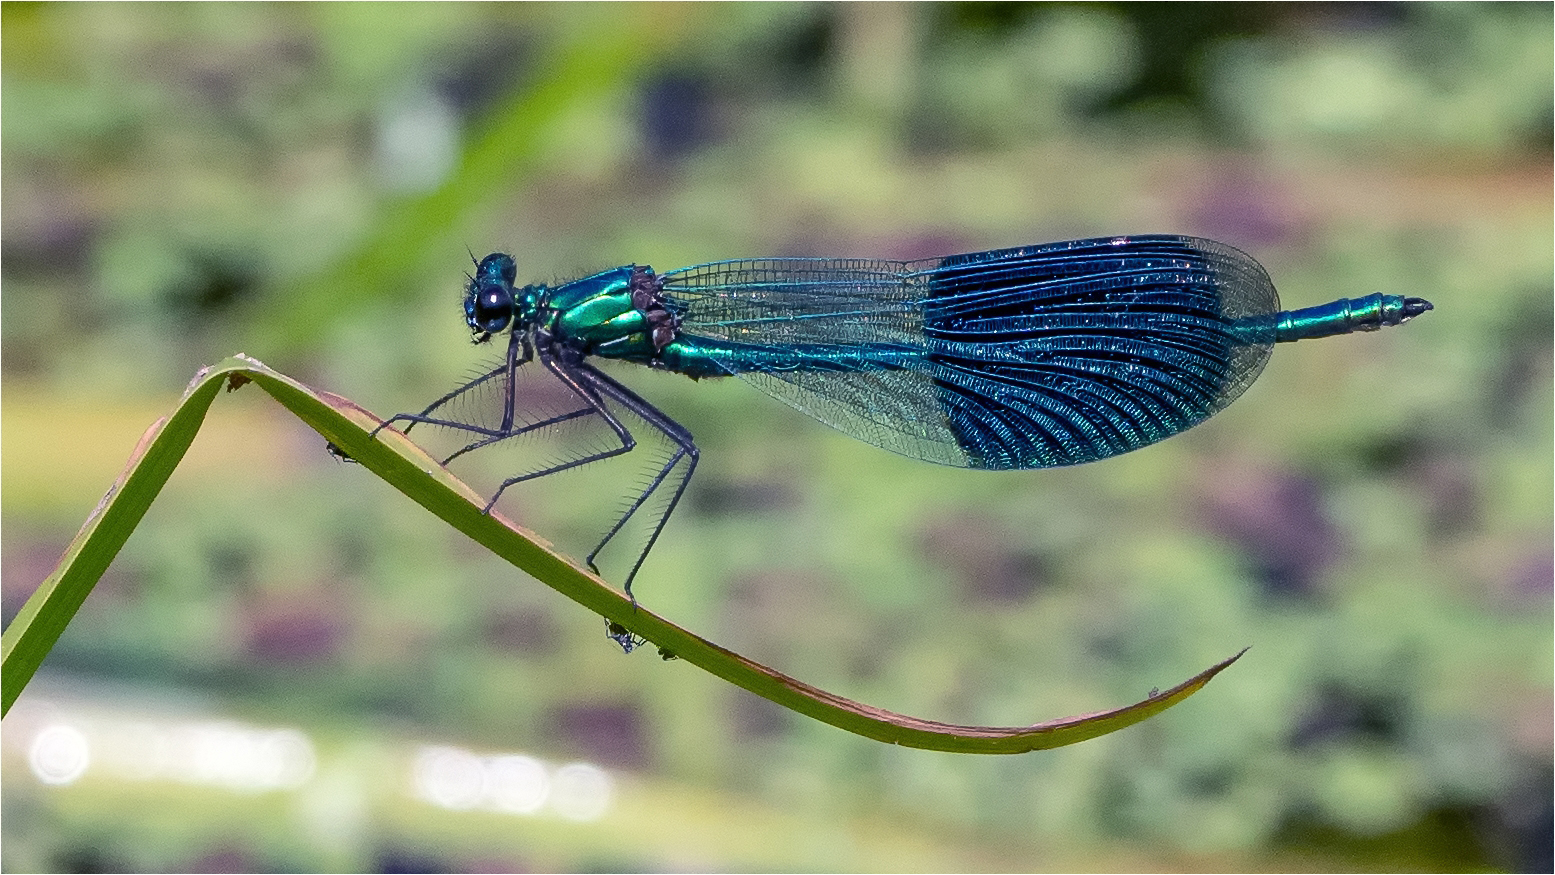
[375,235,1431,598]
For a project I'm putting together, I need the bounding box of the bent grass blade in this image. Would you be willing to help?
[1,354,1243,752]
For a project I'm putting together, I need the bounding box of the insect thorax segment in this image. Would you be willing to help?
[550,265,680,363]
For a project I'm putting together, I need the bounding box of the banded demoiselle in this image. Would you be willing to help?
[376,235,1431,599]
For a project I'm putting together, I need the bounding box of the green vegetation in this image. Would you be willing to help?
[3,355,1241,747]
[3,4,1550,872]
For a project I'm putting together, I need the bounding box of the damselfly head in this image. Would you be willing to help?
[464,252,520,341]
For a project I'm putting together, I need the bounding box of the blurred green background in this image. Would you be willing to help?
[3,3,1550,872]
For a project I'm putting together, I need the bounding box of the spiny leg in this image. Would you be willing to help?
[603,444,697,601]
[328,368,515,467]
[570,364,700,601]
[371,330,533,450]
[369,336,698,604]
[373,367,595,466]
[371,334,601,464]
[479,356,638,516]
[372,363,507,441]
[441,407,596,465]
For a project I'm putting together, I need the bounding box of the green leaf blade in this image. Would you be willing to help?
[3,355,1242,752]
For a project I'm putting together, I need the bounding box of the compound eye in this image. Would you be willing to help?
[475,252,517,285]
[466,279,514,336]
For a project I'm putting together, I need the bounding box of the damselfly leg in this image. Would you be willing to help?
[374,333,698,600]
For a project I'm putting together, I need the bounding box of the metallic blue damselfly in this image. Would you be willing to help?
[375,235,1431,602]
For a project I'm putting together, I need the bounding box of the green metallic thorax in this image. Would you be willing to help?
[545,266,876,380]
[539,267,667,362]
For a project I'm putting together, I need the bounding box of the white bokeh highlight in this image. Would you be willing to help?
[412,745,612,821]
